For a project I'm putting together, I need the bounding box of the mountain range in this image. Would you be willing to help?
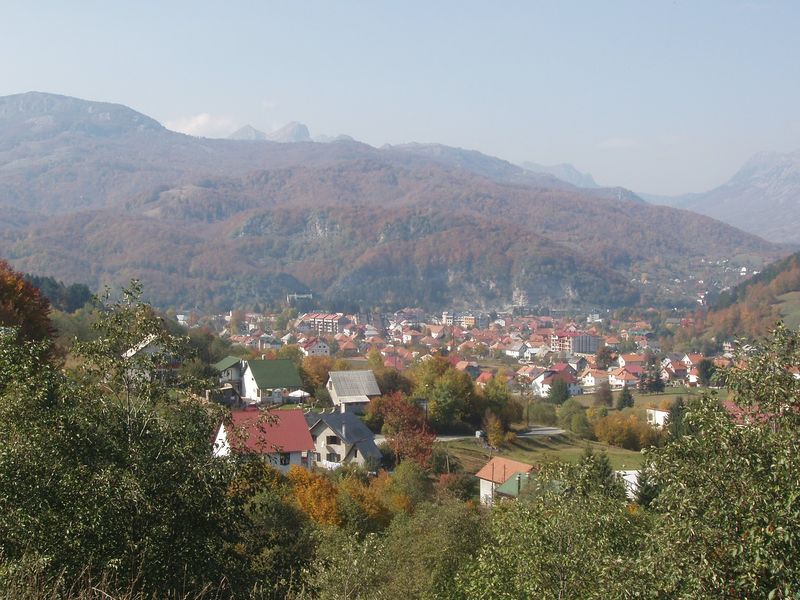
[0,92,788,311]
[520,162,598,188]
[644,149,800,245]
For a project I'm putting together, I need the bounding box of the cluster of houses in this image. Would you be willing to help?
[212,406,381,473]
[213,355,382,414]
[210,357,385,473]
[512,350,727,399]
[198,305,735,406]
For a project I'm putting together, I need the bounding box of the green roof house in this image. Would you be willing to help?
[495,472,534,499]
[213,355,243,393]
[241,359,303,404]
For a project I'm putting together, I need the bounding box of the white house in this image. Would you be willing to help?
[646,408,670,429]
[580,368,608,389]
[299,337,330,357]
[504,341,529,360]
[617,470,640,500]
[214,355,243,393]
[521,344,550,362]
[608,367,639,390]
[241,359,304,404]
[531,370,582,397]
[682,353,705,370]
[618,354,646,369]
[258,334,283,351]
[121,334,179,382]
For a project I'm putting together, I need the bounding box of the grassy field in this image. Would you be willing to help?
[440,434,644,475]
[575,386,725,411]
[778,291,800,329]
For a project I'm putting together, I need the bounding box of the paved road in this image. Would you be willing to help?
[374,426,565,445]
[517,426,566,437]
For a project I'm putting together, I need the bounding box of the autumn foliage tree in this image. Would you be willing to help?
[380,392,435,469]
[286,466,341,526]
[0,259,53,342]
[594,412,659,451]
[483,410,506,448]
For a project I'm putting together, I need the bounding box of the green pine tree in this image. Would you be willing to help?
[616,385,635,410]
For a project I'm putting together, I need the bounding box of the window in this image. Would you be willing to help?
[353,448,358,458]
[326,452,341,463]
[279,452,290,466]
[326,435,340,445]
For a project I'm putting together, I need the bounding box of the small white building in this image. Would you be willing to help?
[608,367,639,390]
[646,408,670,429]
[475,457,535,506]
[214,356,243,393]
[504,341,529,360]
[531,370,582,397]
[617,470,640,500]
[579,368,608,389]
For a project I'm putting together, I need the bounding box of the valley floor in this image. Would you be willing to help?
[440,434,644,475]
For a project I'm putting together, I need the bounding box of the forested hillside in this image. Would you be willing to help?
[0,92,787,310]
[668,252,800,349]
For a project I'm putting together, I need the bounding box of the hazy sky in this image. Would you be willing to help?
[2,1,799,195]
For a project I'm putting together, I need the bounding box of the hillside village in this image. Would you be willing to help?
[3,4,800,596]
[2,227,798,600]
[161,303,744,488]
[194,306,731,400]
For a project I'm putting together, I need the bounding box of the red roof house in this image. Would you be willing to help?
[212,408,314,472]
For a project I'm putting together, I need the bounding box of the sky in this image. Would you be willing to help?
[1,1,799,195]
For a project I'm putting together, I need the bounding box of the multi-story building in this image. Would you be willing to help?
[300,312,348,335]
[299,337,330,357]
[305,411,381,470]
[440,311,489,330]
[550,331,601,354]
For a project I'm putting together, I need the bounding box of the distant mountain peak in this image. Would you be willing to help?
[385,142,566,187]
[314,133,356,143]
[266,122,311,143]
[228,124,267,141]
[520,161,598,188]
[647,147,800,244]
[0,91,163,137]
[729,148,800,185]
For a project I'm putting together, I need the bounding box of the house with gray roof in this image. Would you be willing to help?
[305,410,382,470]
[326,370,381,414]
